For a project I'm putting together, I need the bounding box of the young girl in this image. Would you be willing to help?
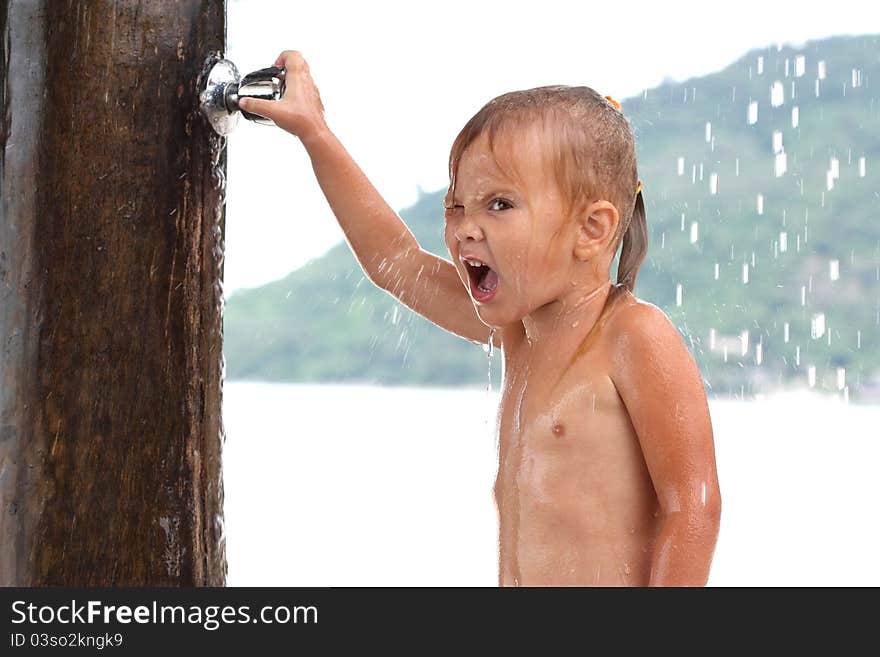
[241,50,722,586]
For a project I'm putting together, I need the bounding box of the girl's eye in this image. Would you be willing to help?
[444,199,511,216]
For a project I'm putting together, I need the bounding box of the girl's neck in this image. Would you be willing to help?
[521,277,614,347]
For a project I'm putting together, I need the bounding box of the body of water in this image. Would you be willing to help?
[222,382,880,586]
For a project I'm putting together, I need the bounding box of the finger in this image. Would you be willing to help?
[238,97,273,119]
[277,50,306,71]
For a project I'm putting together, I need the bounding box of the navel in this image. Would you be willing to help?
[552,421,565,437]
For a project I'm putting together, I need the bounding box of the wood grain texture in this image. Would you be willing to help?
[0,0,228,585]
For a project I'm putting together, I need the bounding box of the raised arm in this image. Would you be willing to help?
[609,302,722,587]
[241,51,495,347]
[301,128,497,346]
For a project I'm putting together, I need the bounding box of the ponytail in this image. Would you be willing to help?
[616,184,647,293]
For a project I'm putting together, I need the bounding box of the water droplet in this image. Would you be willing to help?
[705,122,712,142]
[807,365,816,387]
[795,55,805,77]
[757,193,764,215]
[779,232,787,252]
[677,156,685,176]
[740,330,749,357]
[829,259,839,281]
[837,367,846,390]
[690,222,699,244]
[859,156,866,177]
[709,173,718,195]
[770,80,784,107]
[811,313,826,339]
[817,60,826,80]
[747,101,758,125]
[775,151,787,177]
[772,130,783,154]
[792,106,799,128]
[675,283,682,307]
[484,328,496,395]
[784,322,790,343]
[742,263,749,284]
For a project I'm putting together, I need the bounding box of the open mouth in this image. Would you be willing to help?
[463,259,499,302]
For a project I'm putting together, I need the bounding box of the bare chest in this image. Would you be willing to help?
[498,346,624,446]
[493,338,644,498]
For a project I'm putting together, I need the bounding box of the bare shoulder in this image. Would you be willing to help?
[608,293,675,339]
[605,292,692,371]
[606,291,707,403]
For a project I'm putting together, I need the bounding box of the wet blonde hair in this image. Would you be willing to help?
[444,85,647,292]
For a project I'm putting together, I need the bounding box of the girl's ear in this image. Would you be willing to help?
[573,201,619,261]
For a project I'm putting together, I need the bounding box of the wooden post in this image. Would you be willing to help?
[0,0,228,585]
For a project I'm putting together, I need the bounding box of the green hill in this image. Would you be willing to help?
[223,34,880,400]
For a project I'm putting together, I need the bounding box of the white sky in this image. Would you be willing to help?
[223,0,877,295]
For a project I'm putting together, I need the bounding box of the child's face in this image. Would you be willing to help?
[444,124,582,327]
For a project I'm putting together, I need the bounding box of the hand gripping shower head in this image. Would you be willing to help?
[200,58,286,136]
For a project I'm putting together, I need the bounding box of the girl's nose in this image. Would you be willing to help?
[454,217,484,242]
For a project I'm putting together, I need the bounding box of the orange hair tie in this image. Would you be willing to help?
[604,95,622,111]
[636,180,643,195]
